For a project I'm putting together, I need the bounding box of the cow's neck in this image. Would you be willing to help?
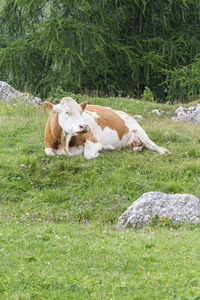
[63,131,74,155]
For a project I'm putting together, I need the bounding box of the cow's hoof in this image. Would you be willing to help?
[160,148,171,155]
[55,145,66,155]
[132,146,143,152]
[45,148,56,155]
[165,149,172,155]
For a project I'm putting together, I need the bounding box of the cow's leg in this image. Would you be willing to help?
[84,140,103,159]
[45,145,65,155]
[54,144,66,155]
[45,147,56,155]
[132,146,143,152]
[69,146,84,156]
[133,127,171,155]
[45,131,63,155]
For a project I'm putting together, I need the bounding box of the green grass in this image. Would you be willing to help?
[1,216,200,299]
[1,97,200,299]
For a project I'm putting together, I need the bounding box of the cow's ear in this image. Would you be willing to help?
[44,101,61,113]
[80,101,87,111]
[44,101,53,112]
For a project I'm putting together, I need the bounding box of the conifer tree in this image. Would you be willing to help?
[0,0,200,101]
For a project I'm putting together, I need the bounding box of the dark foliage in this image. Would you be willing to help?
[0,0,200,101]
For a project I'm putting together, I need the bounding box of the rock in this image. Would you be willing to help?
[173,103,200,122]
[118,192,200,227]
[171,117,179,122]
[150,109,165,116]
[0,81,42,105]
[133,115,144,121]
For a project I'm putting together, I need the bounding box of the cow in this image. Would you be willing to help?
[44,97,171,159]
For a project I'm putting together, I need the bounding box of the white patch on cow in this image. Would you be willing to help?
[83,112,128,149]
[69,146,84,156]
[116,111,140,129]
[84,110,100,119]
[99,127,122,149]
[132,146,143,152]
[45,146,65,156]
[55,144,65,155]
[45,148,56,155]
[64,132,74,155]
[84,140,102,159]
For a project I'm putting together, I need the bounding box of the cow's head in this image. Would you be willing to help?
[44,97,88,135]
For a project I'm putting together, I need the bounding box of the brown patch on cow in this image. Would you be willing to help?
[86,105,129,140]
[44,102,68,152]
[44,113,63,150]
[69,128,98,147]
[79,101,87,111]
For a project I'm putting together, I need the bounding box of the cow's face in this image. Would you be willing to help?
[45,97,88,135]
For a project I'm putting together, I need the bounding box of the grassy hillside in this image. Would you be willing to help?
[1,96,200,299]
[1,97,200,221]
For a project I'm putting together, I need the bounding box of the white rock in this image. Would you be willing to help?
[171,117,179,122]
[194,114,200,122]
[118,192,200,227]
[173,104,200,122]
[187,106,195,111]
[150,109,165,115]
[0,81,42,105]
[133,115,144,121]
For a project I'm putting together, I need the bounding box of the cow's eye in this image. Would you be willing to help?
[66,112,69,115]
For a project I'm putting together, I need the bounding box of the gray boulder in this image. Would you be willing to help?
[0,81,42,105]
[118,192,200,227]
[173,104,200,122]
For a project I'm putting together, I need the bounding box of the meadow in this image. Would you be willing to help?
[1,95,200,299]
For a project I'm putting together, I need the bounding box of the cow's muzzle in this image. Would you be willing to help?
[76,124,89,135]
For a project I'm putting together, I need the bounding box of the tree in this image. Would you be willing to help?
[0,0,200,101]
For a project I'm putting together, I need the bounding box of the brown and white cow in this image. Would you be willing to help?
[44,97,171,159]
